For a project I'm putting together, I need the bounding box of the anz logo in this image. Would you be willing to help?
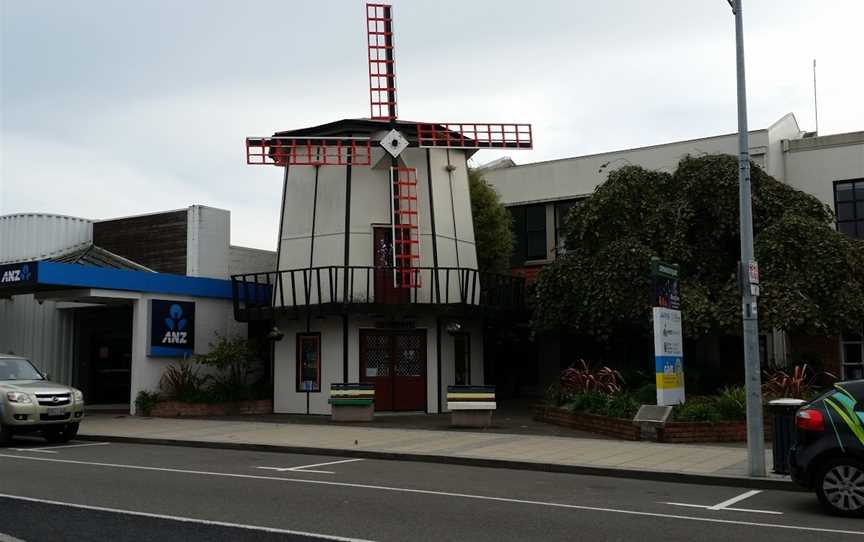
[0,265,31,284]
[162,304,189,345]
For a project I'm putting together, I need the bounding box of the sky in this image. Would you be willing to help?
[2,0,863,251]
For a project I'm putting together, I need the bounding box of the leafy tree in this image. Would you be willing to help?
[532,154,864,340]
[468,168,513,273]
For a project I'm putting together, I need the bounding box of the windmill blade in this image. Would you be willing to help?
[246,136,372,166]
[367,3,397,121]
[415,123,533,149]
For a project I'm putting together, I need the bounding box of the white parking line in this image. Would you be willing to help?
[0,493,374,542]
[11,442,110,454]
[1,453,861,536]
[256,458,364,474]
[665,489,783,515]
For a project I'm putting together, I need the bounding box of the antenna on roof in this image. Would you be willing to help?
[812,59,819,135]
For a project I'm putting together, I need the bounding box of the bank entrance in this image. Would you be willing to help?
[360,329,426,411]
[74,306,133,406]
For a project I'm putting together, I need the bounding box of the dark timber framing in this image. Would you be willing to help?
[342,150,353,383]
[426,149,441,303]
[307,166,320,333]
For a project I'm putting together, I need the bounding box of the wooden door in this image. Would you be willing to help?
[393,331,426,411]
[360,330,427,412]
[360,331,394,411]
[373,227,409,304]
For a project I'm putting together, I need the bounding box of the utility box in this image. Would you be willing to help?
[633,405,673,441]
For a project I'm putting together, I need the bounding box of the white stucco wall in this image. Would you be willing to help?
[272,314,484,415]
[130,293,245,414]
[187,205,231,279]
[783,132,864,208]
[485,128,775,206]
[277,146,477,271]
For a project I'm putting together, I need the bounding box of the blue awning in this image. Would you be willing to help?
[0,260,233,299]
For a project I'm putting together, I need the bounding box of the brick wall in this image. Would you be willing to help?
[535,405,774,444]
[149,399,273,417]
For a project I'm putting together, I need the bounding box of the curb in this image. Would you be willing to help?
[77,433,800,492]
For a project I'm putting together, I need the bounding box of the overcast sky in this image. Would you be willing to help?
[2,0,862,250]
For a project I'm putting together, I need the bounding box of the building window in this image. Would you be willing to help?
[296,333,321,392]
[454,333,470,386]
[509,204,547,266]
[834,179,864,239]
[842,332,864,381]
[553,199,580,256]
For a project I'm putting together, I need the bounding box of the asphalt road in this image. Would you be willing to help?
[0,438,862,541]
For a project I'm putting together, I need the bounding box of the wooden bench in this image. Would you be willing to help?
[446,385,496,428]
[329,383,375,422]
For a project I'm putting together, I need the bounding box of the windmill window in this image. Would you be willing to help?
[296,333,321,392]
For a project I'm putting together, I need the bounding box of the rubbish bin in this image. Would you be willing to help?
[768,398,806,475]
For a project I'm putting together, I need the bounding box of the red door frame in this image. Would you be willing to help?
[360,329,427,412]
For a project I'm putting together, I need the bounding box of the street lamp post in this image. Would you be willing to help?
[729,0,766,477]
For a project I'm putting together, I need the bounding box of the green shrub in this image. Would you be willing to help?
[714,385,747,421]
[566,390,640,419]
[606,393,641,419]
[159,359,206,402]
[632,382,656,405]
[193,335,268,403]
[673,399,721,423]
[134,390,160,416]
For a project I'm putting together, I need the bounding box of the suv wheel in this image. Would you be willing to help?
[816,457,864,517]
[0,424,12,446]
[42,422,79,444]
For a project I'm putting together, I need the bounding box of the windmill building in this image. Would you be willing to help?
[231,4,531,414]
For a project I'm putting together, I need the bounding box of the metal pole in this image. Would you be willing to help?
[732,0,766,477]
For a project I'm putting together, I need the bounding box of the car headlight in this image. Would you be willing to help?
[6,391,33,404]
[73,389,84,402]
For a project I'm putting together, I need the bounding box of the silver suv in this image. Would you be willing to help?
[0,355,85,444]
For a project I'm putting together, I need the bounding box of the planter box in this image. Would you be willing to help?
[149,399,273,417]
[534,405,773,443]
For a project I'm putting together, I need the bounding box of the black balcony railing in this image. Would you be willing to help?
[231,266,526,322]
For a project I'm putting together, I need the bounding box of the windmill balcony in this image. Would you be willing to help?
[231,266,527,322]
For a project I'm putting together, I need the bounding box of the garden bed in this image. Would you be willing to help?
[150,399,273,417]
[534,405,773,443]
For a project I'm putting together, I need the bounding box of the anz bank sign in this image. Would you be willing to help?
[149,299,196,357]
[0,262,37,288]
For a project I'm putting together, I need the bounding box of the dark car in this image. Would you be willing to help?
[790,380,864,517]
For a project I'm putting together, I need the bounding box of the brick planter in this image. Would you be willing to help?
[534,405,773,443]
[534,406,640,440]
[149,399,273,417]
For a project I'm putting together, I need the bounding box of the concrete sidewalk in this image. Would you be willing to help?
[78,414,788,489]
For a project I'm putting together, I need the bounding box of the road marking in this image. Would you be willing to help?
[1,453,861,536]
[12,442,110,454]
[257,458,364,474]
[0,532,26,542]
[665,490,782,515]
[0,493,374,542]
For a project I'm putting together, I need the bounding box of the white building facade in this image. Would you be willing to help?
[482,113,864,384]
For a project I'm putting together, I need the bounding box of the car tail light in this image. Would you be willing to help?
[796,408,825,432]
